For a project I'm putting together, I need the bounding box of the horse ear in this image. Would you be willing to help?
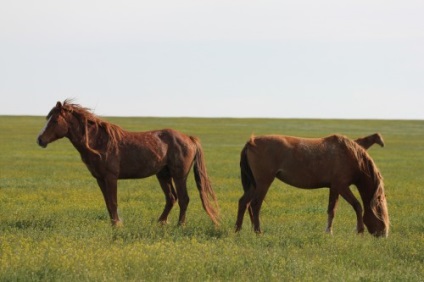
[56,101,62,109]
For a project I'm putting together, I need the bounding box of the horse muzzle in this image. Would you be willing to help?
[373,230,388,238]
[37,136,48,148]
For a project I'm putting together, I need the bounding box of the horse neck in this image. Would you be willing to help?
[66,114,103,156]
[356,176,376,208]
[356,137,372,149]
[356,161,382,210]
[363,138,373,148]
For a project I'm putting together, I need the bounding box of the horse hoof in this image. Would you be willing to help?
[356,227,365,234]
[112,220,124,228]
[158,220,169,225]
[254,230,263,236]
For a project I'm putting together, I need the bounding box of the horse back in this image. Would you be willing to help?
[118,129,197,179]
[246,134,359,188]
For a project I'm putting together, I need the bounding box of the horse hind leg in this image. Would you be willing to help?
[326,189,340,235]
[156,168,177,224]
[235,188,254,232]
[173,177,190,226]
[249,180,273,234]
[339,186,365,234]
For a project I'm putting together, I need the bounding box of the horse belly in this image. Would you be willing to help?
[276,169,330,189]
[118,165,160,179]
[118,150,166,179]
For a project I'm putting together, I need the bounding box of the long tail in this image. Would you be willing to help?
[190,136,220,226]
[240,143,256,193]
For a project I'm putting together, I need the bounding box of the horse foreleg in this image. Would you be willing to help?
[174,177,190,226]
[156,173,177,224]
[326,189,340,235]
[97,177,122,227]
[339,187,364,234]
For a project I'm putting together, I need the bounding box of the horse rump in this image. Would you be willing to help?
[240,142,256,192]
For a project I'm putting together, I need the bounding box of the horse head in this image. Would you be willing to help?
[362,189,389,238]
[37,101,71,148]
[363,211,388,237]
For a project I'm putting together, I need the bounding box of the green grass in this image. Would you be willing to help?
[1,116,423,281]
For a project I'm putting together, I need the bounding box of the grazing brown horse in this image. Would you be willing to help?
[355,133,385,149]
[235,134,389,237]
[37,100,219,227]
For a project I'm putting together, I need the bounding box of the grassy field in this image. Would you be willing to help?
[0,116,423,281]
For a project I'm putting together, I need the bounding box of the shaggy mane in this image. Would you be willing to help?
[344,137,390,236]
[61,99,124,156]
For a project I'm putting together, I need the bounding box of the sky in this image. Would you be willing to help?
[1,0,423,119]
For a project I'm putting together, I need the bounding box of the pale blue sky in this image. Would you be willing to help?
[1,0,423,119]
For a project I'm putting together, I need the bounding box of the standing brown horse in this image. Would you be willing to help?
[235,134,389,237]
[37,100,219,227]
[355,133,385,149]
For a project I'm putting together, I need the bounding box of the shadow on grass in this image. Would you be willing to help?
[6,217,55,231]
[110,221,231,243]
